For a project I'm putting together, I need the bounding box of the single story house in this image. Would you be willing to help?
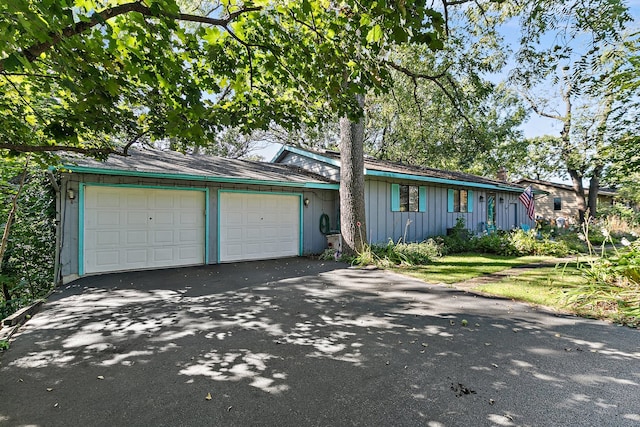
[53,145,533,282]
[271,145,533,243]
[515,178,616,223]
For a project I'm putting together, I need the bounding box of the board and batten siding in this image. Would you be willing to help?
[59,172,335,281]
[364,179,533,244]
[277,152,341,182]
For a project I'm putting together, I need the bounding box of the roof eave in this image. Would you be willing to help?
[57,165,340,190]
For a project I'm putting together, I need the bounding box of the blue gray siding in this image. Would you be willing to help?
[278,152,341,181]
[364,179,534,244]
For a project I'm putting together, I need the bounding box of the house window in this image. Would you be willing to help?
[448,189,474,213]
[554,197,562,211]
[391,184,426,212]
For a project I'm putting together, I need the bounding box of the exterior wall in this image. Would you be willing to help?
[364,178,533,244]
[59,172,336,280]
[278,152,341,181]
[520,181,582,223]
[522,180,618,223]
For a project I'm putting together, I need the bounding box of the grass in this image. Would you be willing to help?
[475,263,584,308]
[392,253,553,284]
[393,254,637,326]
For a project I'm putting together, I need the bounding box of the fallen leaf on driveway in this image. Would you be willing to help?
[47,388,53,392]
[205,393,212,401]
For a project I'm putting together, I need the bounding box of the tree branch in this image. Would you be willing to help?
[0,2,262,72]
[385,60,475,131]
[0,143,130,157]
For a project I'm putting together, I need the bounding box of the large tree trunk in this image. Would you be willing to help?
[339,94,367,255]
[587,164,604,220]
[568,168,587,224]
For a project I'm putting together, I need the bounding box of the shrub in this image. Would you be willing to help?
[372,239,442,266]
[439,217,473,255]
[471,232,518,256]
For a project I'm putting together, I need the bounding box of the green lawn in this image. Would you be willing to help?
[474,263,584,308]
[393,253,552,284]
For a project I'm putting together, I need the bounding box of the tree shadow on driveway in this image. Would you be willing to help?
[1,258,639,426]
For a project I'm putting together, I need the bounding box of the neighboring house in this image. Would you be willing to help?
[272,146,533,245]
[53,148,338,283]
[53,146,533,282]
[515,178,616,223]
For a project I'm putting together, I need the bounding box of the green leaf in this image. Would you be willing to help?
[366,24,383,44]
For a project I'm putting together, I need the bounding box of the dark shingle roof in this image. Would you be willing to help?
[515,178,617,196]
[61,147,337,186]
[286,147,525,192]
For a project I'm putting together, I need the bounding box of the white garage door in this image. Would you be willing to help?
[83,186,206,274]
[219,192,300,262]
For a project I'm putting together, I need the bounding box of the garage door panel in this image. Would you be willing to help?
[126,230,147,245]
[95,230,120,246]
[179,212,200,225]
[152,247,174,262]
[126,212,147,226]
[96,211,121,226]
[154,211,175,224]
[219,192,300,262]
[95,192,121,208]
[125,249,148,264]
[152,230,174,244]
[94,250,121,267]
[178,229,200,243]
[124,194,147,209]
[84,187,205,274]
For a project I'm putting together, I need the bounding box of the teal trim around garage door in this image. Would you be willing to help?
[217,189,304,263]
[78,183,209,276]
[78,183,86,276]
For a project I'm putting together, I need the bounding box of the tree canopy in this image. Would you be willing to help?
[0,0,444,158]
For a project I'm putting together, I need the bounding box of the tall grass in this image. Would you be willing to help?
[563,221,640,327]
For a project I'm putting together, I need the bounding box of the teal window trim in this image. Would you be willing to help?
[392,184,427,213]
[217,189,304,263]
[78,183,209,276]
[448,188,473,213]
[391,184,400,211]
[419,186,427,212]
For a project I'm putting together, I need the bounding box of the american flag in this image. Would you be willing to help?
[519,186,535,220]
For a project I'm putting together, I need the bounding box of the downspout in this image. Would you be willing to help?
[47,169,62,285]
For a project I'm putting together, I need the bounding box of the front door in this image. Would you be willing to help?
[487,193,496,233]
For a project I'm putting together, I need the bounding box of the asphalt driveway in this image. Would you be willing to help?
[1,258,638,426]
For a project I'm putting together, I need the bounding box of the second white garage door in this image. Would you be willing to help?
[219,192,301,262]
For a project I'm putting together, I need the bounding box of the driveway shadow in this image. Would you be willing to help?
[1,258,638,426]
